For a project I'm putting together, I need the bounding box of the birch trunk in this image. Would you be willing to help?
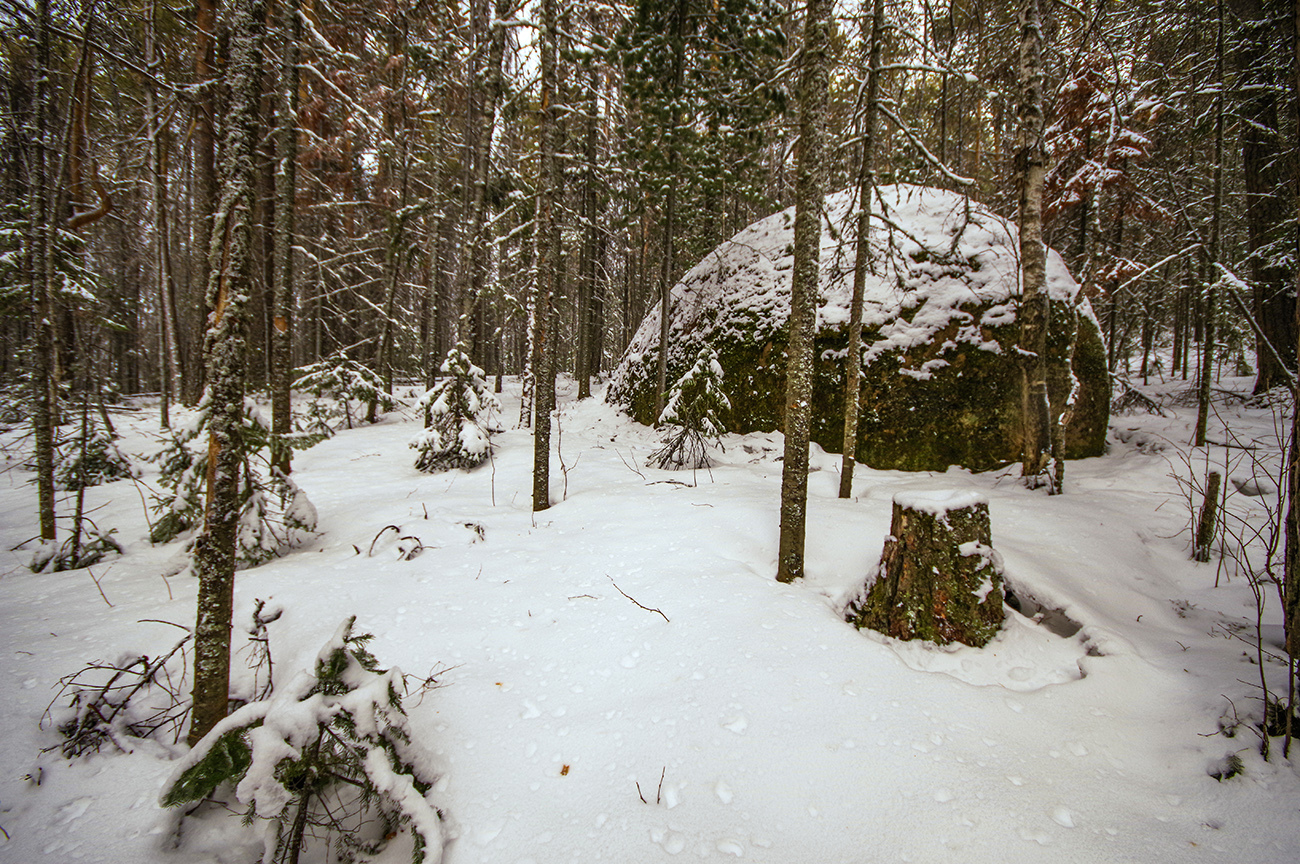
[1016,0,1052,486]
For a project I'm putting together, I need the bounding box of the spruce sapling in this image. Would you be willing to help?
[650,347,730,470]
[294,352,397,429]
[161,617,446,864]
[410,344,500,472]
[149,396,317,568]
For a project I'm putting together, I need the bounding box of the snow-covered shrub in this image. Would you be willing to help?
[650,347,730,470]
[410,344,500,473]
[45,633,191,757]
[149,396,317,569]
[28,525,123,573]
[0,380,28,426]
[294,352,397,429]
[162,618,446,864]
[54,423,137,490]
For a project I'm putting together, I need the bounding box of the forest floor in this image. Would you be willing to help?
[1,373,1298,863]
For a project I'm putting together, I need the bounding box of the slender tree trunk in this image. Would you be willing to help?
[270,0,300,473]
[839,0,885,500]
[1196,0,1226,448]
[576,64,599,400]
[1278,0,1300,758]
[532,0,560,512]
[776,0,831,583]
[186,0,220,406]
[1016,0,1052,487]
[654,8,687,421]
[268,0,300,470]
[458,0,513,354]
[190,0,266,746]
[30,0,56,542]
[655,172,679,421]
[147,0,181,429]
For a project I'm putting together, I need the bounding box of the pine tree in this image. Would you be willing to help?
[618,0,787,419]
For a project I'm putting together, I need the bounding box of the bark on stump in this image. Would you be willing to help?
[846,491,1005,647]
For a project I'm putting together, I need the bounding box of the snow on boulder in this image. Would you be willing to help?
[606,184,1109,471]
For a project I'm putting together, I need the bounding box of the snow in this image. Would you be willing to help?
[893,489,988,515]
[2,374,1299,863]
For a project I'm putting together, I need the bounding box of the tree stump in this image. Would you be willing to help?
[846,491,1005,647]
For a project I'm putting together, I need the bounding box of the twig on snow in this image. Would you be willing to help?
[609,577,669,623]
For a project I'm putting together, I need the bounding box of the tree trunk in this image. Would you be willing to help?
[1278,0,1300,759]
[1016,0,1052,487]
[532,0,560,512]
[146,0,182,428]
[653,7,688,422]
[29,0,56,542]
[190,0,266,746]
[1196,0,1226,448]
[839,0,885,500]
[188,0,220,405]
[776,0,831,583]
[1232,0,1297,393]
[270,0,300,474]
[576,64,599,400]
[457,0,512,354]
[845,492,1005,647]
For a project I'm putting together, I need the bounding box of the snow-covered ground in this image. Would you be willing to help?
[1,375,1298,863]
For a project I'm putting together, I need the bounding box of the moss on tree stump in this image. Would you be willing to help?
[846,491,1004,647]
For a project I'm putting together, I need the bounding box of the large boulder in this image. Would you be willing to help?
[607,184,1108,472]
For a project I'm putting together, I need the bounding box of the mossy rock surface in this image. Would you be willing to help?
[607,185,1109,472]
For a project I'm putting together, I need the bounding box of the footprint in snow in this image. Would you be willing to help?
[721,715,748,734]
[716,838,745,856]
[650,827,687,855]
[55,796,93,825]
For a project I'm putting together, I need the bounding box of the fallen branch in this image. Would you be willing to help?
[87,567,113,607]
[609,577,669,623]
[368,525,400,556]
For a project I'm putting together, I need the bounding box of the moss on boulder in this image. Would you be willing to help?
[607,185,1108,472]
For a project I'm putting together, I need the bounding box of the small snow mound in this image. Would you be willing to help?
[1231,475,1276,497]
[1112,426,1167,454]
[1051,806,1076,828]
[893,489,988,515]
[883,611,1086,691]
